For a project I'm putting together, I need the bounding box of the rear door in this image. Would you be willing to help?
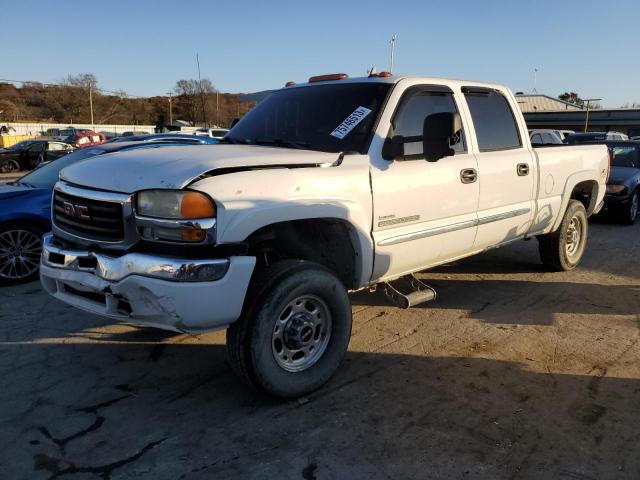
[462,87,535,249]
[370,84,479,280]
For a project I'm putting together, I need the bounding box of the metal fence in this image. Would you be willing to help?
[3,122,156,136]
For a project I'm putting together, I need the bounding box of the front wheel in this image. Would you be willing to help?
[0,224,44,285]
[226,260,352,398]
[538,200,588,271]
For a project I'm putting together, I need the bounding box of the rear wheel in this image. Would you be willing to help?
[620,190,639,225]
[538,200,588,271]
[0,160,20,173]
[0,224,44,285]
[226,260,352,398]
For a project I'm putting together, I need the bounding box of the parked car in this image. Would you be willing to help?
[120,131,150,137]
[193,127,229,139]
[557,129,575,142]
[0,139,74,172]
[60,130,106,148]
[40,74,608,398]
[107,133,219,144]
[99,131,119,140]
[0,140,212,285]
[630,136,640,141]
[594,141,640,224]
[529,129,564,146]
[566,131,629,144]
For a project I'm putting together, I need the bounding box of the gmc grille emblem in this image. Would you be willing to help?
[62,201,90,220]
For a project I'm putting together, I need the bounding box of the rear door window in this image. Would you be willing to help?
[463,88,522,151]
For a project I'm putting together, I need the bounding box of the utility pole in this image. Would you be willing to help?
[390,34,397,73]
[166,91,173,125]
[216,91,219,127]
[88,86,94,129]
[583,98,601,132]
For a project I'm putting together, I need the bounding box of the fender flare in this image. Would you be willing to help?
[217,201,374,288]
[551,171,601,232]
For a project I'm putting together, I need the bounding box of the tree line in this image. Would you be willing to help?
[0,73,253,128]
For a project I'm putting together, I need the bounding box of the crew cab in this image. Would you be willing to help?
[40,74,609,398]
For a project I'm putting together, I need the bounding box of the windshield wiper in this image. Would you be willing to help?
[253,138,311,150]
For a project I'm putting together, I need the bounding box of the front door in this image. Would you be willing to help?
[370,85,479,281]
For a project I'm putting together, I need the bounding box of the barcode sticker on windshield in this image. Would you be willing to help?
[330,106,372,139]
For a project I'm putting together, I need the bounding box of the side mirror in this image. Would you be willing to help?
[382,135,405,160]
[423,112,461,162]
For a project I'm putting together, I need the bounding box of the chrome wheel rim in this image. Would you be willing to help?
[1,160,19,173]
[631,194,638,220]
[565,216,583,257]
[0,229,42,280]
[272,294,332,373]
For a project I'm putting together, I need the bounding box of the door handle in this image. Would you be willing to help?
[517,163,530,176]
[460,168,477,184]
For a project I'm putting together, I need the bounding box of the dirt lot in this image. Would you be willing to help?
[1,220,638,480]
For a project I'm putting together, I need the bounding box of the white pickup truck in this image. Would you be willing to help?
[40,73,609,398]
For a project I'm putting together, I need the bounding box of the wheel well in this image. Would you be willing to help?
[570,180,598,214]
[245,219,358,289]
[0,219,49,234]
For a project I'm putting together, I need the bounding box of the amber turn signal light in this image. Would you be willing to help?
[180,192,216,219]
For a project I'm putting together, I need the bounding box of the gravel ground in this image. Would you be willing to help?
[0,220,638,480]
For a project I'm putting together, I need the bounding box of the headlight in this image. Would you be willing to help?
[606,184,626,194]
[137,190,215,219]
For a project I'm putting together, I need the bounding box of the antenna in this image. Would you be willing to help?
[533,67,538,94]
[390,34,397,73]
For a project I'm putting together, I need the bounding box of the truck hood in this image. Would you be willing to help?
[59,144,339,193]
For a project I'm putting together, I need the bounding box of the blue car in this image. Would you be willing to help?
[0,140,217,285]
[106,133,220,144]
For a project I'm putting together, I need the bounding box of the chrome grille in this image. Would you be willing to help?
[53,190,125,242]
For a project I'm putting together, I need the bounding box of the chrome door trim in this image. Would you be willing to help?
[377,208,530,246]
[377,219,477,246]
[477,208,531,225]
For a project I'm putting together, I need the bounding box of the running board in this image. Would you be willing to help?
[382,274,437,309]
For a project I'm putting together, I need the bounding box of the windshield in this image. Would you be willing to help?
[228,82,391,154]
[611,146,640,168]
[16,148,106,188]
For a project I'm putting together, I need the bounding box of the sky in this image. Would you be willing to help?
[2,0,639,107]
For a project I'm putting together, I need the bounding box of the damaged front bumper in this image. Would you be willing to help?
[39,233,256,332]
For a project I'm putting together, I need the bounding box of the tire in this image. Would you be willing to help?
[538,200,588,271]
[620,190,639,225]
[0,159,20,173]
[0,223,44,286]
[226,260,352,399]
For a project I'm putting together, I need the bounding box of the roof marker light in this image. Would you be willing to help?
[285,81,296,87]
[308,73,348,83]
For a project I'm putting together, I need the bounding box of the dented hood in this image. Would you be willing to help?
[59,144,338,193]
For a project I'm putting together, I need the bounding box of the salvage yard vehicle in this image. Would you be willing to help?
[529,129,564,146]
[566,131,629,144]
[597,141,640,224]
[0,139,75,172]
[39,74,609,398]
[0,141,211,285]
